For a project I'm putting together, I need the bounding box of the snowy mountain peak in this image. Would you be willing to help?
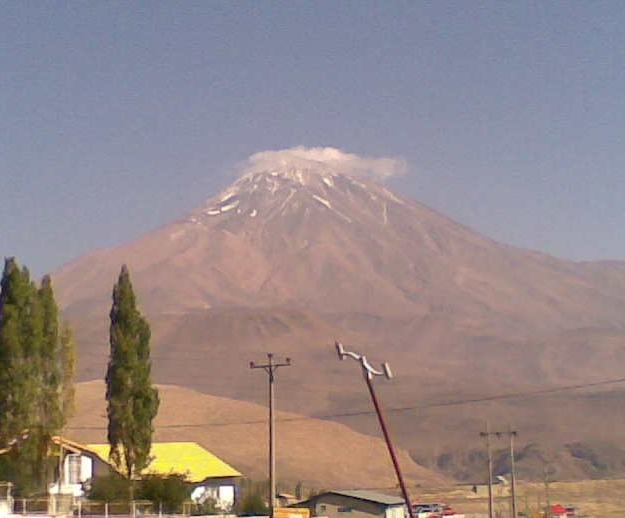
[189,164,403,228]
[189,146,409,224]
[237,165,338,190]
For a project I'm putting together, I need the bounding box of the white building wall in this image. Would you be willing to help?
[385,505,407,518]
[191,484,236,510]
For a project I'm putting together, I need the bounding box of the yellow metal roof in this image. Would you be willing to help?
[86,442,241,482]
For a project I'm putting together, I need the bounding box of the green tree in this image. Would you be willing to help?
[38,275,61,430]
[0,257,30,446]
[236,493,269,516]
[0,257,45,493]
[88,473,132,501]
[0,258,74,494]
[137,474,189,513]
[105,265,159,481]
[36,274,63,487]
[234,479,269,516]
[59,321,76,422]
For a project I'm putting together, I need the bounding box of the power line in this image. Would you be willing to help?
[65,374,625,431]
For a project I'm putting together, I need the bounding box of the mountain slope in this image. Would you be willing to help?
[68,381,449,489]
[52,164,625,481]
[55,167,625,330]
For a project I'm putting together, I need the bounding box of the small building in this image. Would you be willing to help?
[49,438,242,510]
[294,490,407,518]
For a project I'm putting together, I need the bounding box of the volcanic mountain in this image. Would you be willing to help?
[52,162,625,482]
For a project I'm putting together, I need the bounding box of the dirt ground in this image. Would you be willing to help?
[413,479,625,518]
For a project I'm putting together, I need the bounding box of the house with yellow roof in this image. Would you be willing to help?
[49,438,242,510]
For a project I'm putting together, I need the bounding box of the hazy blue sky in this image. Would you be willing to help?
[2,1,624,277]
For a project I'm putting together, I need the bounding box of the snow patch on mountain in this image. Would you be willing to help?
[221,200,239,212]
[383,187,406,205]
[312,195,331,208]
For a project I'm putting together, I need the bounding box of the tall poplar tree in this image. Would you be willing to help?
[0,257,31,446]
[0,258,44,493]
[106,265,159,480]
[38,275,76,488]
[39,275,62,431]
[0,258,76,493]
[0,259,42,444]
[59,321,76,422]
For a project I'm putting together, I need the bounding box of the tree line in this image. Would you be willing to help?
[0,257,75,493]
[0,258,159,496]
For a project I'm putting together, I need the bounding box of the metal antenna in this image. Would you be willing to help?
[335,341,393,380]
[334,341,413,518]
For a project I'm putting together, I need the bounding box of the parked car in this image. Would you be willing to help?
[412,503,461,518]
[412,503,444,518]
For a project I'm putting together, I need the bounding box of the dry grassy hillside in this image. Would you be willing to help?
[67,381,450,490]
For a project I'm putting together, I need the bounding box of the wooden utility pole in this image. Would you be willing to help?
[508,426,518,518]
[480,422,495,518]
[481,425,519,518]
[543,463,552,518]
[250,353,292,516]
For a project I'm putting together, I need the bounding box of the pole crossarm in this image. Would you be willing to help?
[250,353,292,376]
[480,425,519,518]
[480,430,518,439]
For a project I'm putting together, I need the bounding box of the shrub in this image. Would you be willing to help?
[236,492,268,516]
[190,497,219,515]
[88,474,131,501]
[137,473,189,513]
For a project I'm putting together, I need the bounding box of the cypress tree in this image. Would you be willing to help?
[23,275,45,490]
[59,321,76,423]
[0,259,75,493]
[0,258,44,493]
[0,257,28,446]
[106,265,159,480]
[0,258,41,444]
[39,275,63,431]
[38,275,74,489]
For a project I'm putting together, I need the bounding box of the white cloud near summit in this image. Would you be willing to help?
[243,146,407,181]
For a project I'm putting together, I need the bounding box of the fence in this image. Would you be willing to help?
[3,497,232,517]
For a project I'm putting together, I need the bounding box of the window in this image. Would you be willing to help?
[67,454,81,484]
[338,507,353,513]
